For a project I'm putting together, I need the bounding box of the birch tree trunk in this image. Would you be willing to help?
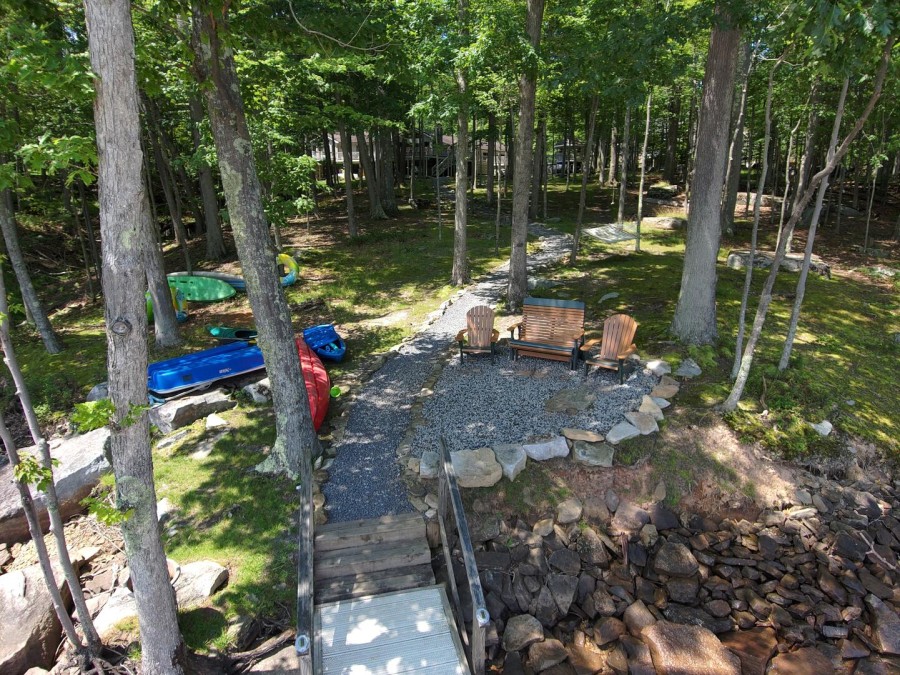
[336,96,357,238]
[636,91,652,253]
[83,0,186,672]
[530,115,545,221]
[486,113,496,205]
[452,0,469,286]
[607,124,618,185]
[671,5,740,344]
[570,94,598,264]
[189,95,227,259]
[787,82,820,252]
[724,37,893,410]
[507,0,544,311]
[358,131,387,220]
[0,190,62,354]
[664,89,680,183]
[778,78,849,371]
[776,118,801,245]
[617,105,632,224]
[732,54,783,379]
[721,42,753,236]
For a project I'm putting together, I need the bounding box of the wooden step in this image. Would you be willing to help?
[314,540,432,581]
[315,564,435,604]
[315,513,425,553]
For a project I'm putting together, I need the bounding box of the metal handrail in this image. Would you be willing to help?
[438,437,490,675]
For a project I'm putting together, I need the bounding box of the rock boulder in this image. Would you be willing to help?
[641,621,741,675]
[149,390,236,435]
[451,448,502,488]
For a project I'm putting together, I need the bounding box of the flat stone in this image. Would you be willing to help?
[576,527,609,567]
[535,585,561,627]
[595,617,627,646]
[557,497,583,524]
[451,447,502,488]
[866,594,900,655]
[666,577,700,604]
[547,574,579,616]
[545,386,597,414]
[654,542,699,577]
[523,436,570,461]
[149,389,235,435]
[598,292,620,304]
[606,421,641,445]
[650,383,679,399]
[0,428,111,544]
[768,647,834,674]
[720,628,777,675]
[674,358,702,378]
[624,412,658,435]
[503,614,545,652]
[605,489,620,513]
[205,412,229,430]
[156,498,178,524]
[568,642,607,675]
[640,524,659,549]
[860,569,894,600]
[835,531,868,561]
[93,587,138,639]
[174,560,229,608]
[242,377,271,403]
[810,420,833,437]
[494,443,527,481]
[534,518,555,537]
[549,549,582,576]
[610,502,650,536]
[624,600,657,637]
[641,621,741,675]
[652,396,671,409]
[0,563,70,673]
[247,644,301,672]
[648,503,679,531]
[645,360,671,377]
[638,396,664,421]
[419,451,439,479]
[794,489,812,506]
[662,604,732,634]
[529,638,568,671]
[573,441,615,467]
[561,428,605,443]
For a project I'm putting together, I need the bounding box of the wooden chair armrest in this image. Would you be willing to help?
[508,321,523,338]
[617,344,637,359]
[456,329,467,343]
[572,328,585,339]
[580,337,602,352]
[490,329,500,343]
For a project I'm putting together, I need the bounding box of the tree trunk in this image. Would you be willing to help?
[0,190,62,354]
[143,188,182,349]
[779,78,849,371]
[724,36,893,410]
[571,93,599,264]
[486,112,496,205]
[77,180,103,284]
[636,91,652,253]
[721,42,753,235]
[607,123,618,185]
[664,88,680,183]
[453,9,469,287]
[777,118,801,244]
[530,115,545,221]
[787,82,820,252]
[617,105,632,223]
[321,129,334,188]
[189,95,226,259]
[83,1,187,672]
[435,123,443,241]
[63,184,97,299]
[732,54,783,379]
[377,128,399,215]
[507,0,544,311]
[335,97,357,239]
[358,130,387,220]
[671,5,741,344]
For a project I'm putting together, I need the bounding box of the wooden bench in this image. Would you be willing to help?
[508,297,585,369]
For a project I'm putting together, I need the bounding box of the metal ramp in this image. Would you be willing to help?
[316,586,468,674]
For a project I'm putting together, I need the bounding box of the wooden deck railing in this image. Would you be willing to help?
[295,455,315,674]
[438,437,490,675]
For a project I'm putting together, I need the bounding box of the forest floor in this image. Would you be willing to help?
[2,175,898,654]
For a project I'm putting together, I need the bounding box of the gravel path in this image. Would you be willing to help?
[322,225,573,522]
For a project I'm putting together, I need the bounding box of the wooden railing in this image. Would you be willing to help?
[295,458,315,674]
[438,437,490,675]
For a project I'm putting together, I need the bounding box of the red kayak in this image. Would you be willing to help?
[296,337,330,431]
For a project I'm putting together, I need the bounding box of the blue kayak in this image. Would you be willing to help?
[302,324,346,363]
[148,341,264,395]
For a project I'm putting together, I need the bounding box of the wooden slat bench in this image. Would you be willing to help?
[508,297,585,369]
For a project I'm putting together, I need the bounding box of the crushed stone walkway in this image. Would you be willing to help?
[322,225,574,522]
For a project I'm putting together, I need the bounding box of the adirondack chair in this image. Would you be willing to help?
[580,314,638,383]
[456,305,499,362]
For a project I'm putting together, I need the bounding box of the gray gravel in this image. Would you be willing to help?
[322,226,581,522]
[412,355,657,455]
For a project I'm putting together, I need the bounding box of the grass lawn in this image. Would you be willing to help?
[4,176,897,650]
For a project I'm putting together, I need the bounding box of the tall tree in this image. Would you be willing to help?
[83,0,186,672]
[452,0,469,286]
[188,95,227,259]
[508,0,545,311]
[671,5,741,344]
[721,42,753,235]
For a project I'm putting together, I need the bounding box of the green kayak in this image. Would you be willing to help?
[167,275,236,302]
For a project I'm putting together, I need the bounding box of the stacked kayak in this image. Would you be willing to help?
[302,324,346,363]
[168,254,300,293]
[148,338,329,429]
[169,271,246,292]
[167,275,236,302]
